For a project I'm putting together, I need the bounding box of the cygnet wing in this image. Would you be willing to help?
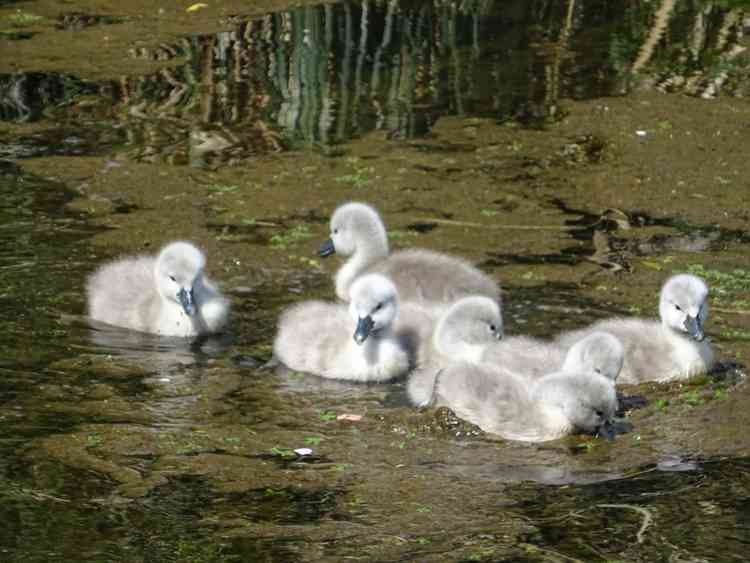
[87,255,157,330]
[273,300,350,375]
[435,363,530,437]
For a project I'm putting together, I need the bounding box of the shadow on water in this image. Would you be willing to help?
[509,457,750,561]
[481,196,750,274]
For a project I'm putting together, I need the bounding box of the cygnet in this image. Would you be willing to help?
[432,357,618,443]
[87,241,229,337]
[556,274,713,384]
[273,274,411,382]
[319,202,500,307]
[407,296,503,407]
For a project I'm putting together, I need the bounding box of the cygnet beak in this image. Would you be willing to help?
[597,419,616,441]
[353,315,375,345]
[177,287,196,316]
[318,238,336,258]
[684,315,704,342]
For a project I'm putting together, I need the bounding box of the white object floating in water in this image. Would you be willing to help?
[337,413,363,422]
[294,448,313,456]
[635,130,648,137]
[159,377,171,382]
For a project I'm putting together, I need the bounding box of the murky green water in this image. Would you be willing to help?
[2,0,750,561]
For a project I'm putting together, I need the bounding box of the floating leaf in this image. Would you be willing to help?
[186,3,208,12]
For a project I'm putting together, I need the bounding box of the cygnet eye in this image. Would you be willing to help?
[594,368,602,375]
[595,410,604,418]
[674,303,683,312]
[374,302,383,312]
[333,228,339,235]
[489,324,496,332]
[169,275,177,282]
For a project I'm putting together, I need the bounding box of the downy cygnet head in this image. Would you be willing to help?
[319,202,388,258]
[348,274,399,344]
[539,371,618,440]
[658,274,709,341]
[435,296,502,356]
[155,241,206,316]
[566,373,618,439]
[562,331,624,382]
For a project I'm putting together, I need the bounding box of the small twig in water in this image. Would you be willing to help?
[597,503,653,544]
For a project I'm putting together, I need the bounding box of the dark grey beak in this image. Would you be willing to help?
[178,287,196,316]
[353,315,374,345]
[684,315,704,342]
[318,238,335,258]
[597,419,616,441]
[495,330,503,341]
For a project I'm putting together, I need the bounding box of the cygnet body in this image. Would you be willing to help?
[432,354,619,442]
[87,241,229,337]
[556,274,713,384]
[407,296,503,407]
[319,202,500,307]
[482,331,623,382]
[481,335,565,380]
[273,274,412,382]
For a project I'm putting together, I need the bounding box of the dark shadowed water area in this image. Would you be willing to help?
[2,0,750,560]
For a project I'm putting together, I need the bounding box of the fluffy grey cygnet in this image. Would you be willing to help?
[318,202,500,306]
[556,274,713,384]
[273,274,412,382]
[482,331,623,382]
[407,296,503,407]
[87,241,229,337]
[432,352,619,443]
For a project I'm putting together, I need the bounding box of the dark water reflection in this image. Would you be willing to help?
[1,0,748,165]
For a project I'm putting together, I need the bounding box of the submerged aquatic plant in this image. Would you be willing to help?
[687,264,750,293]
[269,224,312,249]
[6,11,44,27]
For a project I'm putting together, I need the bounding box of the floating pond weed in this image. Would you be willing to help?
[6,10,44,27]
[270,224,312,249]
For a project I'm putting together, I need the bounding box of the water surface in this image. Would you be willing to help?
[1,0,750,560]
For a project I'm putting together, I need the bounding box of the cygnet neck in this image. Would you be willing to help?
[336,235,389,300]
